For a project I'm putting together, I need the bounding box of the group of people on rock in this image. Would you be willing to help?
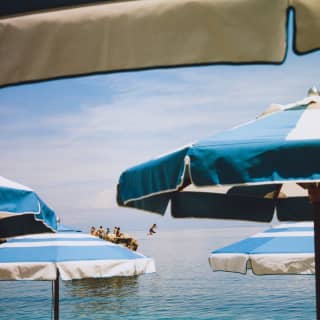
[90,225,124,241]
[90,223,157,251]
[90,225,139,251]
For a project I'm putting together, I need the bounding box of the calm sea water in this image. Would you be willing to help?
[0,227,316,319]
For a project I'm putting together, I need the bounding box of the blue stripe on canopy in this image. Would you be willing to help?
[57,224,82,232]
[0,244,142,263]
[8,237,97,243]
[213,236,314,254]
[118,146,189,213]
[213,237,271,254]
[0,187,40,213]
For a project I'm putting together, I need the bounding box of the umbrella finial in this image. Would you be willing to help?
[308,86,320,97]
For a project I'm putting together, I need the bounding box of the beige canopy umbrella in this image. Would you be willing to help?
[0,0,319,87]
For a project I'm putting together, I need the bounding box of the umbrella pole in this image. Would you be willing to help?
[53,269,60,320]
[313,202,320,320]
[307,186,320,320]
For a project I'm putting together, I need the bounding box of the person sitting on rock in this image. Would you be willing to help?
[96,225,104,239]
[90,226,96,236]
[104,228,111,240]
[116,227,124,238]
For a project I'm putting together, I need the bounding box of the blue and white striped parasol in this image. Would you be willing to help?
[117,92,320,317]
[0,230,155,281]
[0,229,155,319]
[0,176,57,238]
[117,95,320,221]
[210,222,314,275]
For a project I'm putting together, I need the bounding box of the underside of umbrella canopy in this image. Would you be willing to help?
[209,222,314,275]
[171,183,313,222]
[0,214,56,239]
[0,0,319,87]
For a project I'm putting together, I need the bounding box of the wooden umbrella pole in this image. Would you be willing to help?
[53,269,60,320]
[307,185,320,320]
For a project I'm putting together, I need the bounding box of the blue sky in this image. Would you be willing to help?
[1,13,320,232]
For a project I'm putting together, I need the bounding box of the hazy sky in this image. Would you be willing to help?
[1,13,320,231]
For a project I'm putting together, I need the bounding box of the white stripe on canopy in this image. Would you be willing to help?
[2,241,115,248]
[251,231,313,238]
[272,222,313,228]
[0,176,32,191]
[210,253,314,275]
[286,103,320,141]
[15,233,96,239]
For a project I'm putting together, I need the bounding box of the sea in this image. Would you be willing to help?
[0,226,315,320]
